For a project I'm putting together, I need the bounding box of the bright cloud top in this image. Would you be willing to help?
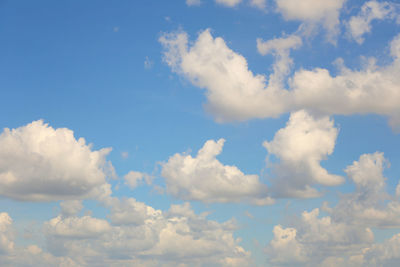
[0,120,112,201]
[264,110,343,198]
[160,29,400,129]
[161,138,273,205]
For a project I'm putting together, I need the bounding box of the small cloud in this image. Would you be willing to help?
[164,16,171,22]
[113,26,119,32]
[144,56,154,69]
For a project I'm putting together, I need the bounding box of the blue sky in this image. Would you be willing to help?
[1,0,400,266]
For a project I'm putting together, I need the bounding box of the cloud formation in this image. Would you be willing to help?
[161,138,273,205]
[264,110,343,198]
[266,152,400,266]
[347,1,399,44]
[0,120,112,201]
[274,0,345,41]
[160,29,400,129]
[43,201,250,266]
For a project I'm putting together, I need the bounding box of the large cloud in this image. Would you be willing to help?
[266,152,400,266]
[0,120,112,201]
[42,201,251,266]
[266,208,374,266]
[160,30,400,130]
[264,110,343,198]
[161,138,273,205]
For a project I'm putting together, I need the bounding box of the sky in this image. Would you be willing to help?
[1,0,400,266]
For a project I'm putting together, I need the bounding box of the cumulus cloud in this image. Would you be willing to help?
[266,208,374,265]
[326,152,400,228]
[161,138,273,205]
[42,201,251,266]
[0,120,113,201]
[266,152,400,265]
[264,110,343,198]
[275,0,345,41]
[347,1,399,44]
[0,213,14,255]
[160,29,400,129]
[215,0,242,7]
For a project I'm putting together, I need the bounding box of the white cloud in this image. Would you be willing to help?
[264,110,343,198]
[347,1,398,44]
[215,0,242,8]
[265,152,400,265]
[186,0,202,6]
[124,170,152,190]
[267,225,307,264]
[326,152,400,229]
[60,200,83,217]
[0,213,14,255]
[275,0,345,41]
[257,34,302,87]
[159,29,290,122]
[266,208,374,265]
[45,215,111,239]
[362,233,400,266]
[160,30,400,129]
[161,138,273,205]
[42,201,251,266]
[0,120,113,201]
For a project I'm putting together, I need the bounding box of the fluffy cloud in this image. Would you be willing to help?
[257,34,302,87]
[275,0,345,41]
[347,1,398,44]
[264,110,343,198]
[0,213,14,255]
[266,208,374,265]
[160,30,400,129]
[159,29,290,122]
[0,120,112,201]
[362,233,400,266]
[0,213,78,267]
[215,0,242,7]
[42,201,251,266]
[161,138,273,205]
[266,152,400,265]
[327,152,400,228]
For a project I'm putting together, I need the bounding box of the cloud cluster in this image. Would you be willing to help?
[160,29,400,129]
[0,120,112,202]
[347,1,399,44]
[161,139,273,205]
[264,110,343,198]
[266,152,400,266]
[42,200,250,266]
